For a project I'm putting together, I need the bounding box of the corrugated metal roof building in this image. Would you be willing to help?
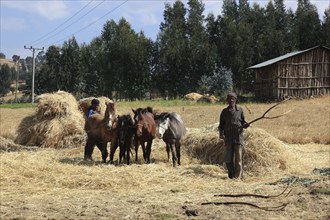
[248,45,330,100]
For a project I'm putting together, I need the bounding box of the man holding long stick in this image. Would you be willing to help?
[218,92,249,179]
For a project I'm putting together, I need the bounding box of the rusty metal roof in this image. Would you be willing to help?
[248,45,329,69]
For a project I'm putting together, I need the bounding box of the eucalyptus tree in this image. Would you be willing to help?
[0,64,13,96]
[236,0,254,91]
[260,1,283,59]
[294,0,322,49]
[274,0,293,53]
[102,18,151,100]
[60,36,82,93]
[155,0,189,98]
[219,0,243,90]
[80,37,105,97]
[32,45,61,93]
[321,7,330,47]
[186,0,216,91]
[250,3,266,65]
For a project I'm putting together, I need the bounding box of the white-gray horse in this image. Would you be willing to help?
[154,112,186,167]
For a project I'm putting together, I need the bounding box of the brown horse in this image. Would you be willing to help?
[84,102,118,163]
[132,107,156,163]
[112,114,135,165]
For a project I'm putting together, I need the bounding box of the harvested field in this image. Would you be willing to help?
[0,94,329,219]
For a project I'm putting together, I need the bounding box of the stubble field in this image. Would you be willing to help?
[0,95,329,219]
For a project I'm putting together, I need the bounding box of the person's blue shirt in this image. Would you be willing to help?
[87,108,98,118]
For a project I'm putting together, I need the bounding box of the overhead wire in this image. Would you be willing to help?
[46,0,129,47]
[34,0,107,47]
[25,0,96,46]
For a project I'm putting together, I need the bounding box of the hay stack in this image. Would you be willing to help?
[183,124,289,176]
[15,91,86,149]
[79,96,113,119]
[183,93,203,101]
[197,95,218,104]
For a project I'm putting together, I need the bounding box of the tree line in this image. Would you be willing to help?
[1,0,329,100]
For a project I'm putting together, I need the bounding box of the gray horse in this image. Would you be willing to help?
[154,112,186,167]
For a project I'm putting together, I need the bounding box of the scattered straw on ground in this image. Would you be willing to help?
[0,136,38,152]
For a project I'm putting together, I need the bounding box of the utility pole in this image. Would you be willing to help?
[24,46,44,103]
[14,56,20,102]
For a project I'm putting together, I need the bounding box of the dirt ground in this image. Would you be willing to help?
[0,102,329,220]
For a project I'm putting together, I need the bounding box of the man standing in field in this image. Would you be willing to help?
[218,92,249,179]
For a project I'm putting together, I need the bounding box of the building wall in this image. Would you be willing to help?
[254,47,330,100]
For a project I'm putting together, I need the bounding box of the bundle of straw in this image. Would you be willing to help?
[15,91,86,148]
[183,124,289,176]
[78,96,113,119]
[183,93,203,101]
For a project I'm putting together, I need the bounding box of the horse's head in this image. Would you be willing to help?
[132,107,154,137]
[155,113,170,139]
[105,102,116,129]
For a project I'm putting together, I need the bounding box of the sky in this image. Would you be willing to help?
[1,0,329,60]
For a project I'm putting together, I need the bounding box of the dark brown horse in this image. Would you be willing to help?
[113,114,135,165]
[84,102,118,163]
[132,107,156,164]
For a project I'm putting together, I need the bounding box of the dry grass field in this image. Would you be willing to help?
[0,94,329,219]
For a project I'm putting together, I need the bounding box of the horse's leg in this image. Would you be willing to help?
[135,137,139,162]
[84,137,95,161]
[176,142,181,166]
[166,143,170,162]
[141,142,147,163]
[126,142,131,165]
[169,143,177,167]
[96,141,108,163]
[109,140,119,164]
[145,140,153,164]
[119,143,124,164]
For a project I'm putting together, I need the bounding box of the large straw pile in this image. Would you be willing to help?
[78,96,113,119]
[183,123,289,176]
[15,91,86,148]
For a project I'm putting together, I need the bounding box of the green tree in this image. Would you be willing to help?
[32,45,61,93]
[0,64,12,96]
[80,37,105,97]
[219,0,241,88]
[321,7,330,47]
[155,0,189,97]
[102,18,152,100]
[60,36,81,93]
[294,0,322,49]
[198,65,233,96]
[187,0,217,92]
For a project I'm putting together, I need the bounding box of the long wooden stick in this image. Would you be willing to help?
[214,185,291,199]
[201,201,288,211]
[248,98,291,125]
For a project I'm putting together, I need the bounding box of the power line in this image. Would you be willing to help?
[25,0,96,46]
[47,0,129,47]
[33,0,107,47]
